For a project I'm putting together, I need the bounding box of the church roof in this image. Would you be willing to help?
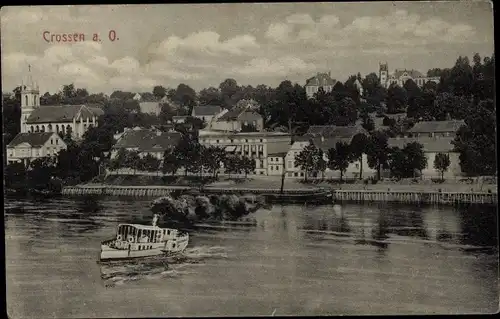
[7,132,56,148]
[26,104,104,124]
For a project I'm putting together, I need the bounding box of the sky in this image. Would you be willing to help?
[0,2,494,95]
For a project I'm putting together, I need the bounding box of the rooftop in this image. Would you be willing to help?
[387,137,456,153]
[305,72,337,87]
[407,120,465,133]
[26,104,104,124]
[7,132,59,148]
[199,130,290,138]
[392,69,425,79]
[113,129,182,152]
[305,125,367,138]
[193,105,223,116]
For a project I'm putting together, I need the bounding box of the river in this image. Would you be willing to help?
[5,196,499,317]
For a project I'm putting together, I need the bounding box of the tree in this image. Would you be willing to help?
[2,88,21,144]
[162,148,181,176]
[142,154,161,173]
[316,149,327,179]
[241,156,256,178]
[219,78,240,108]
[404,142,428,177]
[294,143,321,181]
[386,84,408,114]
[202,146,226,178]
[332,97,358,126]
[172,84,197,111]
[327,141,352,182]
[198,87,221,106]
[361,114,375,132]
[223,154,241,178]
[124,150,141,175]
[434,153,451,181]
[349,133,369,179]
[453,100,496,176]
[388,142,427,179]
[153,85,167,100]
[366,131,389,180]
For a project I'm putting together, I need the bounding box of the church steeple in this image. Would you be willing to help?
[20,64,40,133]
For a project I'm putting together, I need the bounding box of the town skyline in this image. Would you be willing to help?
[1,2,494,95]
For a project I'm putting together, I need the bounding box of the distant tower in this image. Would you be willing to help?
[379,62,388,88]
[20,64,40,133]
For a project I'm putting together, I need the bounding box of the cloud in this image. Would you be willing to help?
[235,56,316,77]
[153,31,259,56]
[265,23,292,43]
[267,10,477,48]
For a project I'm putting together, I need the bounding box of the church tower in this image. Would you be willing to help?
[379,62,388,88]
[20,64,40,133]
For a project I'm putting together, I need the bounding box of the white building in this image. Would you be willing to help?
[304,72,337,99]
[198,130,291,175]
[387,137,463,179]
[6,132,67,165]
[379,63,440,88]
[111,128,182,160]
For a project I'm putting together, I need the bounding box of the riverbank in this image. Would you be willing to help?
[62,174,498,205]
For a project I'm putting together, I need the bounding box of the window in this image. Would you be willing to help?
[270,158,273,162]
[288,161,293,168]
[429,133,434,137]
[245,139,248,143]
[216,139,219,143]
[260,139,263,142]
[25,96,28,106]
[50,139,53,145]
[270,166,274,171]
[355,163,359,169]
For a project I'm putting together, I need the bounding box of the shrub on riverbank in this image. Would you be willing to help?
[150,193,264,228]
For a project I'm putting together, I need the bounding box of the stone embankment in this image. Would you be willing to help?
[62,184,497,205]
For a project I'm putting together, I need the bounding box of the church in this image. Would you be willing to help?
[6,66,104,165]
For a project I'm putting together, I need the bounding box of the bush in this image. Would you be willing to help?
[431,178,445,184]
[371,179,378,185]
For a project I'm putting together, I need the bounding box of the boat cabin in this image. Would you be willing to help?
[115,223,176,244]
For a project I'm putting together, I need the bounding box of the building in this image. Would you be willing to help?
[406,120,465,138]
[387,137,462,178]
[198,130,291,175]
[285,125,376,179]
[211,107,264,132]
[24,104,104,139]
[111,128,182,160]
[191,105,223,125]
[379,62,440,88]
[305,72,337,99]
[139,102,161,115]
[6,132,67,165]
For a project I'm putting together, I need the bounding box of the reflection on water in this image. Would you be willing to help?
[5,196,499,317]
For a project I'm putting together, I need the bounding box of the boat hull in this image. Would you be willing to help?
[99,238,189,262]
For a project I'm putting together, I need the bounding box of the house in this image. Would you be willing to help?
[198,130,291,175]
[6,132,67,165]
[133,93,142,101]
[305,72,337,99]
[211,107,264,132]
[379,63,440,88]
[387,137,462,178]
[406,120,465,138]
[111,128,182,160]
[139,102,161,115]
[191,105,223,125]
[285,125,376,179]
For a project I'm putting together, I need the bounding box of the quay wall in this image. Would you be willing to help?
[332,190,497,205]
[62,185,498,205]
